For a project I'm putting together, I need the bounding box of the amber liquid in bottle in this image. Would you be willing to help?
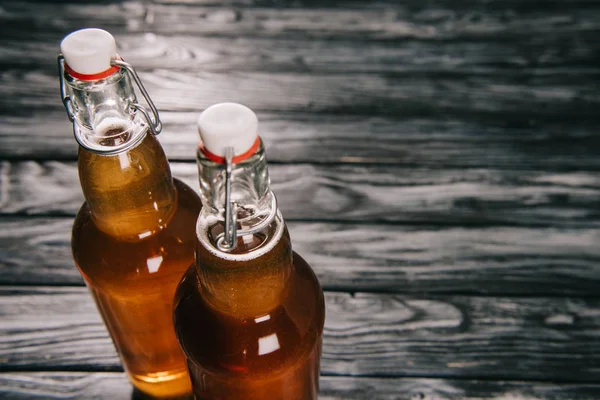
[72,134,201,398]
[174,214,325,399]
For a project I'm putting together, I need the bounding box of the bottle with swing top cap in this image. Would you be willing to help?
[60,28,201,398]
[173,103,325,400]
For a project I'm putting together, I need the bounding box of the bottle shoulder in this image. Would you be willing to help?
[72,179,201,288]
[73,178,200,239]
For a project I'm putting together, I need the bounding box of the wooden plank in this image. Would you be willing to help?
[2,0,597,80]
[4,66,597,172]
[3,372,600,400]
[4,30,598,75]
[321,377,600,400]
[2,287,600,381]
[3,111,600,169]
[2,161,600,228]
[1,0,598,41]
[2,36,597,165]
[3,217,600,295]
[1,4,597,165]
[3,67,598,121]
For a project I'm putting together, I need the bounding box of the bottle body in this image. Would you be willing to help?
[72,135,201,398]
[173,102,325,399]
[174,226,325,400]
[60,28,201,397]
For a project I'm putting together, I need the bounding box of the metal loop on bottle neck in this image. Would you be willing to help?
[215,147,278,252]
[57,55,162,155]
[217,148,237,251]
[57,55,75,122]
[110,59,162,136]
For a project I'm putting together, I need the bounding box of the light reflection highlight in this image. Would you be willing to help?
[258,333,280,356]
[254,314,270,323]
[146,255,163,273]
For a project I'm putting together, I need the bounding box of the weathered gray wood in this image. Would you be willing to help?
[8,31,598,75]
[0,373,133,400]
[320,377,600,400]
[1,2,598,165]
[3,217,600,295]
[2,1,597,82]
[3,161,600,228]
[2,287,600,381]
[3,372,600,400]
[4,67,598,123]
[1,0,599,397]
[2,0,599,41]
[3,111,600,170]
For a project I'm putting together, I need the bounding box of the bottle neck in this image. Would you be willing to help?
[195,141,293,317]
[70,71,177,241]
[196,140,280,252]
[66,69,148,153]
[197,141,270,223]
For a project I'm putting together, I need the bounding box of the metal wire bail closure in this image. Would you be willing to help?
[217,147,237,251]
[57,55,75,122]
[111,59,162,137]
[215,147,278,252]
[58,55,162,155]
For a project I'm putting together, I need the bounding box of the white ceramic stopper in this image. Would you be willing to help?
[198,103,259,157]
[60,28,117,74]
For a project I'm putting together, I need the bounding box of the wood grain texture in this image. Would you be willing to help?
[2,0,599,41]
[2,287,600,381]
[3,111,600,169]
[6,32,597,75]
[2,161,600,228]
[0,2,598,164]
[5,67,596,125]
[3,217,600,295]
[3,373,600,400]
[1,0,599,396]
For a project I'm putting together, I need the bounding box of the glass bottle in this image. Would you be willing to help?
[173,103,325,400]
[59,28,200,398]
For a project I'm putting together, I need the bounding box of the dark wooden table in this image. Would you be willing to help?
[2,0,600,399]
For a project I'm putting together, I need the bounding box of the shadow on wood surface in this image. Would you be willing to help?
[130,387,191,400]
